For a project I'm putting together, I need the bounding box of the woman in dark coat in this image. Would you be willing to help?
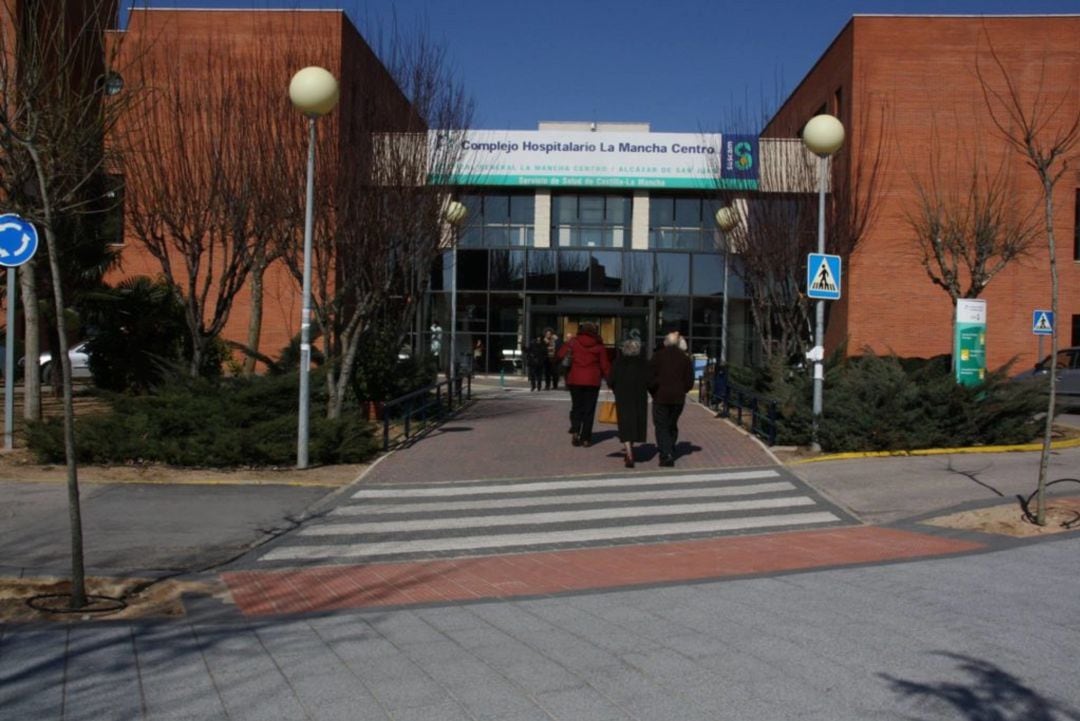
[556,322,611,447]
[608,337,649,467]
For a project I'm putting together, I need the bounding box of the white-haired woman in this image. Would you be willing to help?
[609,337,649,467]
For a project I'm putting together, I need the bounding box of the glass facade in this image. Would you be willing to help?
[649,194,725,251]
[424,190,755,374]
[552,193,631,248]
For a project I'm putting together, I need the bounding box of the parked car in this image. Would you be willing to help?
[18,341,92,383]
[1013,346,1080,398]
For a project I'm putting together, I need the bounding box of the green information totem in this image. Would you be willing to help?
[954,299,987,387]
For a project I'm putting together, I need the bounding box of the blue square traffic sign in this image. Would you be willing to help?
[806,253,841,300]
[1032,310,1054,335]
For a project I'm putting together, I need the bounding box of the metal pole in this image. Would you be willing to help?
[811,154,827,451]
[297,116,316,469]
[449,234,457,384]
[720,232,730,366]
[5,268,15,450]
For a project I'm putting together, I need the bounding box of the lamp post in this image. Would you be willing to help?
[444,201,468,385]
[289,66,339,470]
[801,114,845,452]
[714,206,739,367]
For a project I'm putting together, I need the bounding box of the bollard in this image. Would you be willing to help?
[499,368,505,388]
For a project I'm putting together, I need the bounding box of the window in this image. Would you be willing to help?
[457,192,534,247]
[526,250,557,290]
[649,195,724,251]
[655,253,690,296]
[1072,314,1080,347]
[623,252,654,294]
[551,193,631,248]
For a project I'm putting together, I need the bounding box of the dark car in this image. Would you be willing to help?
[1013,346,1080,398]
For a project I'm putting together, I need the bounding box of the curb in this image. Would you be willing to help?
[789,435,1080,465]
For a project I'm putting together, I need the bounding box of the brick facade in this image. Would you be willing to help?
[764,15,1080,371]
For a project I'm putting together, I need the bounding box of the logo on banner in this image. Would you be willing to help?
[724,135,758,184]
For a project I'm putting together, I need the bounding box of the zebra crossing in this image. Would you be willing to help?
[253,467,852,565]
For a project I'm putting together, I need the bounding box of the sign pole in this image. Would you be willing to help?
[0,214,39,451]
[5,267,15,450]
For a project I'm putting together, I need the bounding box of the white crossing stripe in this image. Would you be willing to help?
[307,496,818,535]
[332,481,798,515]
[260,511,841,561]
[351,470,781,499]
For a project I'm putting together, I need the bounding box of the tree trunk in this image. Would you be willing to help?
[29,146,86,608]
[18,260,41,421]
[243,253,267,375]
[1035,177,1058,526]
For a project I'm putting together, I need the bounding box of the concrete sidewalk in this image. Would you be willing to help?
[3,538,1078,720]
[3,381,1080,720]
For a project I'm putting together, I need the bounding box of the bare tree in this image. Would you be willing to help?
[122,32,281,377]
[977,34,1080,525]
[906,119,1038,305]
[710,92,890,366]
[276,23,473,419]
[0,0,135,607]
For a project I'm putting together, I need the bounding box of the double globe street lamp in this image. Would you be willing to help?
[800,114,845,451]
[288,66,339,469]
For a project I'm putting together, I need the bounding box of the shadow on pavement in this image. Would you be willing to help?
[882,652,1080,720]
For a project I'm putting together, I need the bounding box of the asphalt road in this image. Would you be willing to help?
[0,481,330,578]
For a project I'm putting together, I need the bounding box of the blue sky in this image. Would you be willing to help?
[125,1,1080,131]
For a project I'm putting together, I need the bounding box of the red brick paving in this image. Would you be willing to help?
[363,390,775,484]
[222,526,984,616]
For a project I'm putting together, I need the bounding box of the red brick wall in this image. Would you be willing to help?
[767,15,1080,371]
[109,9,420,369]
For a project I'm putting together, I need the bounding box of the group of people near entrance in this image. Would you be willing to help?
[524,328,565,391]
[545,323,693,468]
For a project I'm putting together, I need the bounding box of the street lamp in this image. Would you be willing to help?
[444,201,468,385]
[289,66,339,470]
[801,113,845,452]
[714,205,740,367]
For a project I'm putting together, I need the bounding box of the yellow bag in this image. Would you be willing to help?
[597,400,618,424]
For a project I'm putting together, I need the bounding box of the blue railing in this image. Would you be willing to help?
[699,369,779,446]
[380,374,472,450]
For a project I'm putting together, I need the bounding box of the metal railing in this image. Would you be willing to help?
[380,374,472,450]
[699,369,779,446]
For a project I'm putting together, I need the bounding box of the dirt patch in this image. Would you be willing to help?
[0,447,367,487]
[0,575,230,623]
[921,497,1080,538]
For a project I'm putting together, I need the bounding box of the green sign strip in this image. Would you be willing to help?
[429,174,758,190]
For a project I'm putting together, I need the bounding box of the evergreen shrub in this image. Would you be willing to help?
[25,372,378,466]
[764,352,1043,452]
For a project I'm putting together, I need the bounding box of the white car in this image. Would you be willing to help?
[28,341,92,383]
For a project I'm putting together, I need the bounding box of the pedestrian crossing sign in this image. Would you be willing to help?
[1032,309,1054,335]
[806,253,841,300]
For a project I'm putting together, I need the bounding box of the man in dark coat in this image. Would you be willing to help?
[649,331,694,467]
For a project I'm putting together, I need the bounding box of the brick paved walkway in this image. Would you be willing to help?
[364,389,775,484]
[222,526,983,615]
[218,389,996,617]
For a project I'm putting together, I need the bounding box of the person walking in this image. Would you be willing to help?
[649,330,693,467]
[609,337,649,467]
[543,328,562,390]
[556,322,611,447]
[526,335,548,391]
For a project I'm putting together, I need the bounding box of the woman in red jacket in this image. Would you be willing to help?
[556,322,612,447]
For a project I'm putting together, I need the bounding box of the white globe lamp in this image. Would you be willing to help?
[288,66,339,117]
